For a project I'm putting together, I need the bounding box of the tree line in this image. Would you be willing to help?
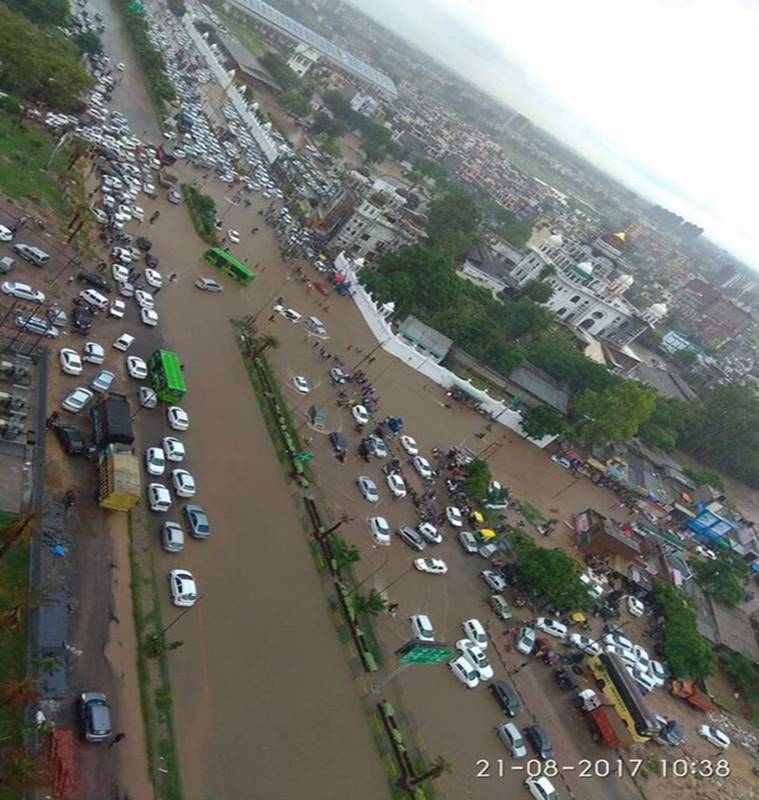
[0,2,93,112]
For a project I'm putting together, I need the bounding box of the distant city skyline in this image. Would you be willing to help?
[346,0,758,269]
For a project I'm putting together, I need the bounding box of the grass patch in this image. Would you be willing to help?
[182,185,220,246]
[0,115,71,216]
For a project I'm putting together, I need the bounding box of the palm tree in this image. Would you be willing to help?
[0,745,48,791]
[0,510,40,563]
[351,589,388,617]
[253,335,279,357]
[408,755,452,787]
[0,676,40,710]
[0,590,40,632]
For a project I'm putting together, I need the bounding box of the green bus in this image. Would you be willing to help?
[204,247,255,286]
[148,349,187,403]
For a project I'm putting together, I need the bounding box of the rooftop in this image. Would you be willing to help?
[397,315,453,359]
[508,364,570,413]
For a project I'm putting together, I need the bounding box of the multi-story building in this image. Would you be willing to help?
[349,92,379,117]
[507,232,667,346]
[325,177,427,260]
[286,43,321,78]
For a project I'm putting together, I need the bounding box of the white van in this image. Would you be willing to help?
[79,289,109,310]
[304,316,326,336]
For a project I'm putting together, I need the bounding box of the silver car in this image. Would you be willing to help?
[15,315,59,337]
[1,281,45,303]
[91,369,116,393]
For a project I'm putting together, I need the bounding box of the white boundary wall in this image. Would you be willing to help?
[335,253,555,449]
[183,16,280,164]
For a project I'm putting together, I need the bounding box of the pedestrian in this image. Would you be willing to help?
[9,224,17,235]
[169,272,178,282]
[67,274,75,285]
[109,733,126,748]
[97,261,107,272]
[153,286,161,295]
[18,215,27,228]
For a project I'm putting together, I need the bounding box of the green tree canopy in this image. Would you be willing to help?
[520,404,566,440]
[693,550,749,608]
[463,459,491,500]
[260,51,301,91]
[280,89,311,118]
[672,348,698,368]
[522,280,553,304]
[0,4,93,111]
[638,396,695,453]
[524,333,618,395]
[73,30,103,56]
[4,0,69,26]
[655,583,716,680]
[511,534,588,609]
[427,185,481,260]
[573,381,656,446]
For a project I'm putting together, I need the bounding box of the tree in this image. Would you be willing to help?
[0,676,40,711]
[511,536,588,609]
[522,280,553,304]
[693,550,749,608]
[0,4,93,111]
[408,755,452,787]
[721,652,759,702]
[672,349,697,368]
[573,381,656,446]
[638,396,695,453]
[427,186,481,260]
[498,220,532,248]
[260,52,301,91]
[4,0,70,27]
[520,404,566,440]
[524,333,618,395]
[280,89,311,118]
[328,535,360,571]
[252,335,279,357]
[654,583,716,680]
[463,459,491,500]
[351,589,387,617]
[73,31,103,56]
[312,112,346,138]
[0,511,39,563]
[0,745,48,793]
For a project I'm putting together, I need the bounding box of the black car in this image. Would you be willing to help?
[54,424,85,455]
[136,236,152,251]
[554,668,579,691]
[489,680,521,716]
[328,431,348,455]
[523,725,554,760]
[71,305,93,333]
[77,271,111,293]
[658,720,685,746]
[145,252,159,268]
[78,691,112,743]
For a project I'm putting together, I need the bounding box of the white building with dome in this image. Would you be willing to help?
[507,231,667,346]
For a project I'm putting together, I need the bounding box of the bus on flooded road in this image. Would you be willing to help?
[204,247,255,286]
[148,349,187,403]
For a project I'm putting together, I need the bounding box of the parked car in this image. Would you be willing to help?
[448,656,479,689]
[160,521,184,553]
[462,618,488,648]
[59,348,83,376]
[54,424,85,455]
[356,475,379,503]
[144,447,166,477]
[162,437,185,463]
[698,725,730,750]
[568,633,601,656]
[458,530,479,553]
[496,722,527,758]
[82,341,104,364]
[410,614,435,642]
[147,483,172,512]
[62,387,94,413]
[328,431,348,454]
[167,406,189,431]
[15,315,59,338]
[90,369,116,393]
[1,281,45,303]
[183,504,210,539]
[78,692,112,743]
[169,569,198,607]
[523,724,554,760]
[489,594,513,621]
[77,271,111,293]
[397,525,427,551]
[417,522,441,544]
[515,626,536,656]
[525,776,558,800]
[368,516,391,546]
[171,469,196,498]
[489,680,521,716]
[481,570,507,592]
[399,435,419,455]
[457,639,494,680]
[414,558,448,575]
[535,618,568,640]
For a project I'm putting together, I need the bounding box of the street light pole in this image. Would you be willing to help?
[343,551,390,597]
[374,562,416,596]
[252,275,291,322]
[370,661,412,694]
[155,595,204,638]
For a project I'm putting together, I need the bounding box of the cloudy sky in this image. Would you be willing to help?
[346,0,759,268]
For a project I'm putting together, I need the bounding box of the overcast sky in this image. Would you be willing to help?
[346,0,759,268]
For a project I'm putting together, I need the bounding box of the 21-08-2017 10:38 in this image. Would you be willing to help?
[474,757,732,780]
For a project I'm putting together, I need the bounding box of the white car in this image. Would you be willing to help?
[535,617,568,640]
[195,277,223,292]
[628,666,657,694]
[410,614,435,642]
[462,618,488,649]
[568,633,601,656]
[111,263,129,283]
[414,558,448,575]
[113,333,135,352]
[412,456,434,481]
[167,405,189,431]
[445,506,463,527]
[135,290,154,309]
[1,281,45,303]
[515,626,536,656]
[90,369,116,393]
[525,776,558,800]
[168,570,198,608]
[140,307,159,327]
[109,299,126,318]
[605,644,637,668]
[497,722,527,759]
[144,447,166,476]
[456,639,494,680]
[481,570,507,592]
[275,306,301,322]
[698,725,730,750]
[356,476,379,503]
[139,387,157,409]
[604,631,634,651]
[111,247,132,263]
[0,224,15,242]
[61,387,94,412]
[417,522,442,544]
[351,404,370,426]
[647,660,667,688]
[126,356,148,380]
[82,341,104,364]
[386,472,407,498]
[627,596,645,617]
[458,530,479,553]
[59,348,83,376]
[368,516,391,545]
[399,435,419,456]
[147,483,172,512]
[291,376,310,394]
[550,455,572,469]
[227,229,240,244]
[145,268,162,288]
[448,656,479,689]
[119,281,135,298]
[131,205,144,221]
[162,437,185,463]
[171,469,196,498]
[116,62,126,71]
